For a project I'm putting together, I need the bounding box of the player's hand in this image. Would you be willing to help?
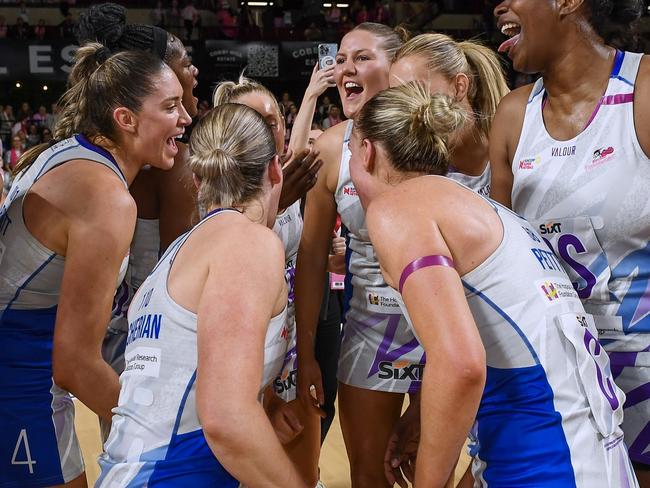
[297,354,326,418]
[332,235,346,256]
[384,403,421,488]
[266,393,304,444]
[278,147,323,210]
[305,63,336,100]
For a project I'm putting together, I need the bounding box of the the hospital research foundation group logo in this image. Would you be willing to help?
[518,155,542,170]
[536,279,580,304]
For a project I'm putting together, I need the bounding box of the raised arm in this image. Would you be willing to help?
[366,197,486,487]
[52,169,136,420]
[488,86,530,208]
[288,64,335,154]
[196,224,308,488]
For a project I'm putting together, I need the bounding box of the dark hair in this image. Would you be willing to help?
[76,3,183,64]
[14,43,166,174]
[586,0,644,51]
[355,82,466,176]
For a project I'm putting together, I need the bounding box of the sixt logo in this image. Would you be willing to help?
[518,155,541,170]
[541,281,559,302]
[538,222,562,235]
[378,360,424,381]
[343,186,358,196]
[274,369,297,394]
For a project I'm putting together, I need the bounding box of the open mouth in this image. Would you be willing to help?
[344,81,364,99]
[498,22,522,55]
[166,134,183,152]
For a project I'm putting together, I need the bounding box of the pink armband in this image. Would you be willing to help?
[398,255,455,294]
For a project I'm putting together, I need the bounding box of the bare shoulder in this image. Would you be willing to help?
[495,83,534,119]
[314,121,349,190]
[206,219,284,266]
[633,55,650,157]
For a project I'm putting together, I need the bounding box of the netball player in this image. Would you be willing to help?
[489,1,650,483]
[213,77,322,486]
[389,33,509,196]
[97,103,306,487]
[294,23,411,487]
[353,81,638,487]
[0,44,190,487]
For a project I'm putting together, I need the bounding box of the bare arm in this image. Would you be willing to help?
[196,225,308,488]
[52,180,136,420]
[489,86,531,208]
[294,127,341,415]
[367,199,486,487]
[634,55,650,158]
[288,64,335,154]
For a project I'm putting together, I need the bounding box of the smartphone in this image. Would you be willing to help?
[318,43,338,70]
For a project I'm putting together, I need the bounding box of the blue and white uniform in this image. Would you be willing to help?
[272,201,302,402]
[511,50,650,464]
[97,209,289,487]
[448,163,491,197]
[400,180,637,486]
[336,121,423,393]
[0,135,128,487]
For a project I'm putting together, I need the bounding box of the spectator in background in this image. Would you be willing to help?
[325,5,341,28]
[18,1,29,24]
[0,105,13,146]
[304,21,322,41]
[317,94,333,121]
[17,102,31,123]
[59,13,75,39]
[32,105,48,128]
[25,124,40,149]
[321,104,342,129]
[41,127,53,145]
[47,103,59,130]
[151,0,167,27]
[15,17,29,40]
[372,1,390,25]
[34,18,46,40]
[181,0,200,40]
[3,135,24,171]
[280,91,294,116]
[170,0,182,35]
[11,114,29,139]
[0,16,8,39]
[355,4,369,24]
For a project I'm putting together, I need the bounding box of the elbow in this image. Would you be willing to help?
[445,347,486,391]
[200,402,251,450]
[52,351,76,392]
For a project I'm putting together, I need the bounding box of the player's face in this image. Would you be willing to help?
[167,39,199,118]
[130,66,191,170]
[389,55,456,97]
[493,0,558,74]
[236,91,285,155]
[335,30,392,120]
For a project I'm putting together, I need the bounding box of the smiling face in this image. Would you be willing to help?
[235,91,285,155]
[130,66,191,170]
[167,37,199,118]
[334,29,392,119]
[494,0,560,74]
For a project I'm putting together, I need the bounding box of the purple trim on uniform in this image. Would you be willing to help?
[628,422,650,465]
[601,93,634,105]
[399,255,455,294]
[623,382,650,409]
[366,314,421,378]
[605,434,625,449]
[608,351,638,379]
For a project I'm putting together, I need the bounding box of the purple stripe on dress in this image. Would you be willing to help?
[608,351,638,379]
[602,93,634,105]
[628,422,650,465]
[605,434,625,450]
[624,381,650,409]
[399,255,455,294]
[367,314,421,378]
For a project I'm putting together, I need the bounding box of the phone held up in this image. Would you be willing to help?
[318,43,338,70]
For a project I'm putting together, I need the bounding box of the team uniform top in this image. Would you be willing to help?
[0,135,128,487]
[97,208,289,487]
[272,201,302,401]
[400,179,636,486]
[448,163,491,197]
[510,50,650,463]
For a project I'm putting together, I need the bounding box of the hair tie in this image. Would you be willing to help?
[95,46,112,64]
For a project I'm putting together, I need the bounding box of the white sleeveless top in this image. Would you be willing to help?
[511,50,650,336]
[98,209,288,487]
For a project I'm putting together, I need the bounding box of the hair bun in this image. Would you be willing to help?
[75,3,127,50]
[411,90,466,140]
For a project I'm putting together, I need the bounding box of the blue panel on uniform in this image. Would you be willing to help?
[145,429,238,487]
[0,307,65,487]
[342,236,353,323]
[476,365,576,487]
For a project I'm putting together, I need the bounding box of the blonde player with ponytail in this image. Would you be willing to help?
[351,81,638,488]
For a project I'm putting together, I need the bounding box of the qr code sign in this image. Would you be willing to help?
[247,44,279,77]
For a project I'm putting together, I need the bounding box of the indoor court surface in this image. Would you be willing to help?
[75,399,471,487]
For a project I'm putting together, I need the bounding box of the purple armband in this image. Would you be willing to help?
[398,255,455,294]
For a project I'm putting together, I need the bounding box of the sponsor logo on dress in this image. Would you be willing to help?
[518,155,541,170]
[586,146,615,170]
[535,279,580,305]
[367,293,400,309]
[378,360,424,381]
[551,145,577,157]
[538,222,562,235]
[343,185,358,196]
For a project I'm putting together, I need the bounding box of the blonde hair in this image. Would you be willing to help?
[350,22,405,62]
[189,103,276,209]
[212,73,282,117]
[14,42,166,175]
[394,33,509,140]
[355,82,466,175]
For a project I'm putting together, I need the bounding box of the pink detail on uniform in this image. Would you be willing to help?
[601,93,634,105]
[398,255,455,294]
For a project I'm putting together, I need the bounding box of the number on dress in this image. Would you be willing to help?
[11,429,36,474]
